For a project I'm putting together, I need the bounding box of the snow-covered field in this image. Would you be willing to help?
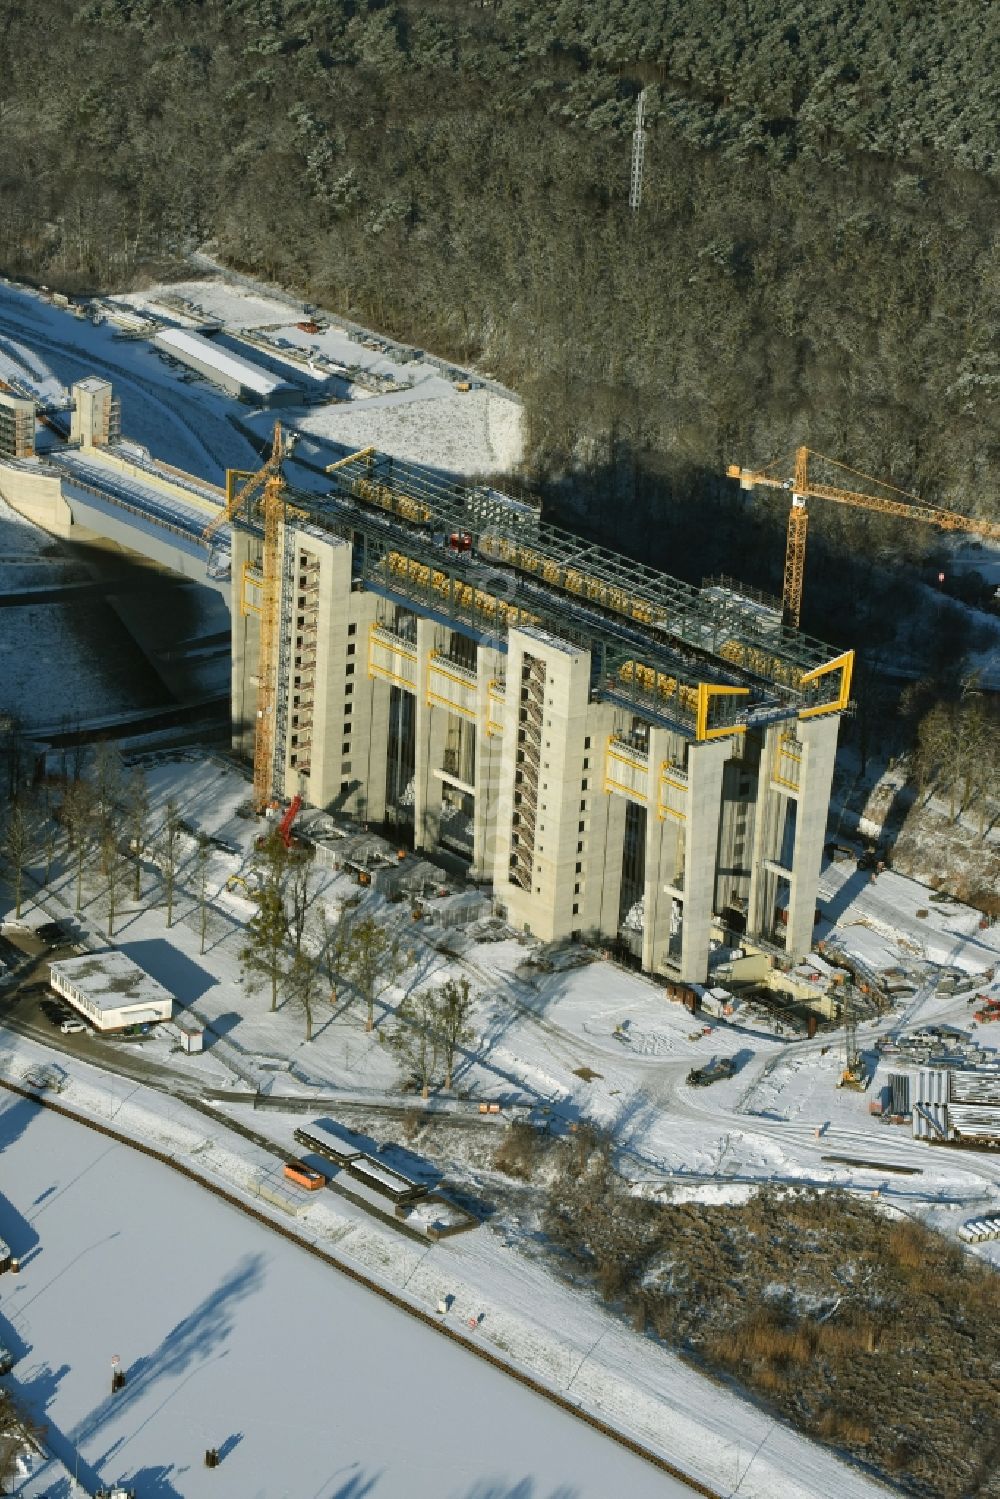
[295,384,522,476]
[0,1089,681,1499]
[116,274,524,477]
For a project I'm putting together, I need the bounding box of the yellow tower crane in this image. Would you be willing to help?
[204,421,289,812]
[727,446,1000,628]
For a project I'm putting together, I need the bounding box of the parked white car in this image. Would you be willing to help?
[60,1018,87,1035]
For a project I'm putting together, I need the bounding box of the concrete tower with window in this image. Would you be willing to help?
[230,458,851,983]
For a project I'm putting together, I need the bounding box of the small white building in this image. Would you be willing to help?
[166,1015,204,1054]
[48,952,173,1032]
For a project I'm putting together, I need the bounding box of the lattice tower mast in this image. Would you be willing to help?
[629,90,647,212]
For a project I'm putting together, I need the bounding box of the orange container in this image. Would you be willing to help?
[284,1161,324,1191]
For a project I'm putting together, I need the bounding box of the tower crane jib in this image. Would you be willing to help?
[727,446,1000,628]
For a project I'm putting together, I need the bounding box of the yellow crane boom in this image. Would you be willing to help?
[728,446,1000,627]
[203,422,288,811]
[211,434,384,812]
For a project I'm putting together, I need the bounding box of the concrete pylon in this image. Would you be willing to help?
[785,715,839,957]
[679,736,730,982]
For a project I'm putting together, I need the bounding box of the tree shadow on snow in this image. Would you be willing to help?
[72,1252,265,1463]
[0,1103,43,1262]
[118,1463,185,1498]
[0,1092,39,1157]
[205,1010,241,1044]
[325,1473,382,1499]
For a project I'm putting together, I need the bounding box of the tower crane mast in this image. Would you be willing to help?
[203,422,290,812]
[728,446,1000,627]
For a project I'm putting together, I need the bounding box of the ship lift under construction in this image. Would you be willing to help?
[212,430,860,812]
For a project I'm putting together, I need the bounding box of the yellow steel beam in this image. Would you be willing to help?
[797,649,854,720]
[325,447,376,474]
[695,683,749,741]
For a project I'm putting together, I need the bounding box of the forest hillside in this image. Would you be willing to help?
[1,0,998,637]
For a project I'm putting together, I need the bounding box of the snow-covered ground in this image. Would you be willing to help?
[816,861,998,974]
[4,748,1000,1495]
[116,275,524,477]
[0,281,259,481]
[291,380,523,474]
[0,1086,682,1499]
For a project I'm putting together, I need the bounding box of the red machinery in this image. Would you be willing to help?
[277,795,302,848]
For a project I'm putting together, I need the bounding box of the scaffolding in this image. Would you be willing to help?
[232,450,853,754]
[287,546,320,779]
[0,392,36,459]
[319,451,841,679]
[510,652,545,890]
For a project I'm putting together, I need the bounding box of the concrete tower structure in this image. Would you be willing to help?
[231,456,852,983]
[0,392,36,460]
[70,377,119,448]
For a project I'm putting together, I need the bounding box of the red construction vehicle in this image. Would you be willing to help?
[973,997,1000,1023]
[277,795,302,848]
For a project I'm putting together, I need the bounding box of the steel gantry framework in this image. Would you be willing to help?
[229,443,856,803]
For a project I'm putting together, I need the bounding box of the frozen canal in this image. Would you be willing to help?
[0,1093,682,1499]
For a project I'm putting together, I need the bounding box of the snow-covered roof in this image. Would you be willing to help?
[154,327,292,398]
[49,952,173,1013]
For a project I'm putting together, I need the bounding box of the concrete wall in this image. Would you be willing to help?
[229,524,845,981]
[0,462,73,536]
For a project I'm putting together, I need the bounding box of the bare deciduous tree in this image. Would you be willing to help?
[436,975,477,1090]
[240,883,288,1012]
[334,914,407,1032]
[61,777,95,914]
[195,833,211,954]
[286,945,324,1040]
[391,985,441,1098]
[0,799,36,919]
[159,798,182,927]
[125,767,150,902]
[287,850,314,955]
[101,825,127,939]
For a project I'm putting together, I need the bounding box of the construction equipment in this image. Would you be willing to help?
[727,447,1000,628]
[204,422,289,811]
[838,983,865,1089]
[277,794,302,848]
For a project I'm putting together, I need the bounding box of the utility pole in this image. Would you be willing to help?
[629,89,647,212]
